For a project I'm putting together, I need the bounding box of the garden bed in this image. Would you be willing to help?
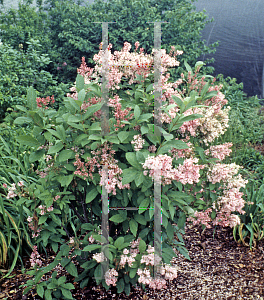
[1,223,264,300]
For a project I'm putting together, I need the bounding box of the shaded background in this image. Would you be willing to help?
[2,0,264,99]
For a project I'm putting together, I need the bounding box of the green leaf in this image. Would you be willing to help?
[58,276,67,285]
[122,168,138,185]
[114,237,125,250]
[146,132,161,146]
[27,86,37,110]
[65,262,78,277]
[171,95,184,111]
[146,83,153,93]
[116,278,125,293]
[78,89,86,102]
[129,267,138,278]
[94,264,101,282]
[105,134,120,144]
[83,244,101,252]
[16,135,40,147]
[47,142,64,154]
[57,174,74,187]
[44,289,52,300]
[134,105,141,121]
[134,213,147,225]
[179,113,204,123]
[139,239,146,253]
[129,219,138,237]
[203,91,218,101]
[28,111,44,128]
[14,117,32,125]
[126,152,141,170]
[167,222,175,240]
[158,139,189,154]
[135,171,144,187]
[86,188,99,203]
[83,103,103,120]
[118,131,129,143]
[36,285,44,298]
[58,150,75,162]
[76,74,84,92]
[124,283,131,296]
[38,215,48,225]
[184,60,192,74]
[61,288,74,299]
[140,125,149,135]
[68,115,82,123]
[29,149,45,162]
[110,211,127,223]
[55,125,66,142]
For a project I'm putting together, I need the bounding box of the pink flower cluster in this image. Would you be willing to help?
[142,154,204,186]
[187,208,213,229]
[108,94,133,131]
[2,181,25,199]
[105,268,118,286]
[89,41,182,90]
[36,95,55,109]
[27,216,41,238]
[204,143,233,161]
[188,162,248,228]
[38,204,54,215]
[119,248,136,268]
[131,134,145,151]
[73,142,130,195]
[30,245,42,268]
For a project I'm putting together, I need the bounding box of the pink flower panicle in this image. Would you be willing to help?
[36,95,55,109]
[30,245,42,268]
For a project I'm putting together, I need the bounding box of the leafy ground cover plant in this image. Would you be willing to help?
[232,181,264,250]
[9,41,252,299]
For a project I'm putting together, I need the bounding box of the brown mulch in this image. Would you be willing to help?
[1,223,264,300]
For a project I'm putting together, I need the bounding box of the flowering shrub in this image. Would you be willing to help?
[13,41,249,298]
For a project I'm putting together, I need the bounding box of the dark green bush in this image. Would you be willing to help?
[0,0,218,86]
[0,40,70,120]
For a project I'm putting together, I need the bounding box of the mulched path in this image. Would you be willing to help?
[1,223,264,300]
